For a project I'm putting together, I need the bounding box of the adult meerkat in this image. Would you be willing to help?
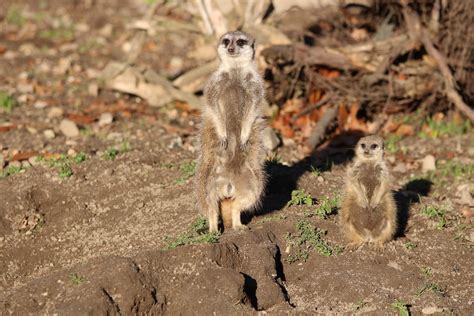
[196,31,266,233]
[340,135,397,249]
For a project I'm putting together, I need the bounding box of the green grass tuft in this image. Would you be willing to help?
[420,204,447,229]
[164,216,219,249]
[288,189,313,206]
[391,299,410,316]
[69,273,85,285]
[1,165,23,178]
[0,91,16,113]
[175,161,196,184]
[314,195,340,219]
[286,219,339,263]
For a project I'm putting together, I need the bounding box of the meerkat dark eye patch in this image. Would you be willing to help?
[222,38,230,46]
[361,143,366,149]
[236,39,247,47]
[371,144,378,150]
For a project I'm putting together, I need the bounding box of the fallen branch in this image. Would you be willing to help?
[402,4,474,122]
[307,105,339,150]
[173,60,219,92]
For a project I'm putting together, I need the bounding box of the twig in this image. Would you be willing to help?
[173,60,219,91]
[293,94,332,121]
[402,5,474,122]
[196,0,214,35]
[307,105,339,150]
[126,1,160,64]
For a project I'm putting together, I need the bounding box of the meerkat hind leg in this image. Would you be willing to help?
[231,188,259,230]
[206,198,220,233]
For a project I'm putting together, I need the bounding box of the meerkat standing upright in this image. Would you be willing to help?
[340,135,397,249]
[195,31,266,233]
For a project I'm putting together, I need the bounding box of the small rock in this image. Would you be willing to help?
[88,82,99,96]
[468,231,474,243]
[16,83,34,94]
[53,57,72,75]
[34,100,48,109]
[317,176,324,183]
[47,107,64,118]
[44,129,55,139]
[262,127,281,152]
[67,148,77,156]
[17,94,28,103]
[421,155,436,173]
[98,113,113,126]
[22,161,31,168]
[459,189,474,206]
[26,127,38,134]
[19,43,37,55]
[387,261,402,271]
[99,24,113,37]
[393,162,407,173]
[59,119,79,138]
[386,155,396,164]
[28,156,40,166]
[422,306,443,314]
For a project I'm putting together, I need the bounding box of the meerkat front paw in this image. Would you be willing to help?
[240,140,249,151]
[232,223,249,231]
[347,242,364,251]
[371,242,385,252]
[219,137,228,149]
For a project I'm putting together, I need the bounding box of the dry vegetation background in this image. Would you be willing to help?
[0,0,473,315]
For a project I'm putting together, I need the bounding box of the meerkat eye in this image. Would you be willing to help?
[371,144,378,150]
[361,143,366,149]
[236,39,247,47]
[222,38,230,46]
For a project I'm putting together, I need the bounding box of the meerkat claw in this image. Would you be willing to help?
[219,138,228,149]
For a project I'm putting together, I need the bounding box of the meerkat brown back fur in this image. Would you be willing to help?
[195,31,266,232]
[340,135,397,249]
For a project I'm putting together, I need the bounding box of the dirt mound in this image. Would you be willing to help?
[2,228,292,315]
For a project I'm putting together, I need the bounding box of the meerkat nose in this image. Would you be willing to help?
[228,47,235,54]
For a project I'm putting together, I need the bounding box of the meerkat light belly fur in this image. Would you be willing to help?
[195,31,266,233]
[340,135,397,249]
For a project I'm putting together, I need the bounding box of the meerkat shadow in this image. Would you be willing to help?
[393,178,433,237]
[243,131,365,223]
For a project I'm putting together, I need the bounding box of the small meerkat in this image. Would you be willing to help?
[195,31,266,233]
[340,135,397,250]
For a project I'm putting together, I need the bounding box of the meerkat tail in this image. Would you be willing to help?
[220,198,234,228]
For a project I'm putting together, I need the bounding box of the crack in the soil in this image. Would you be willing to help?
[274,245,295,308]
[241,272,258,309]
[101,287,121,315]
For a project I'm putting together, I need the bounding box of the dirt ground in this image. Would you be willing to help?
[1,1,473,315]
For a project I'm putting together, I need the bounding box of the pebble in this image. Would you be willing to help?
[26,127,38,134]
[53,57,72,75]
[459,189,473,206]
[22,161,31,168]
[28,156,40,166]
[59,119,79,138]
[67,148,77,156]
[421,155,436,173]
[44,129,55,139]
[47,107,64,118]
[88,82,99,96]
[393,162,407,173]
[34,100,48,109]
[317,176,324,183]
[98,113,113,126]
[421,306,443,314]
[16,83,34,94]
